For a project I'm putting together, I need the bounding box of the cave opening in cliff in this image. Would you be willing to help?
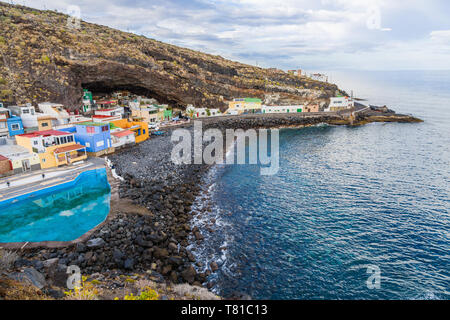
[82,81,181,107]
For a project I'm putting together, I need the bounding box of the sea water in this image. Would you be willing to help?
[190,70,450,300]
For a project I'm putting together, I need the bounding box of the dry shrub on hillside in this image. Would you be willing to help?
[0,248,18,272]
[173,283,220,300]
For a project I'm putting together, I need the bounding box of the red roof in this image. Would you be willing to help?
[0,155,10,161]
[92,115,117,118]
[19,130,71,138]
[54,144,86,154]
[97,108,116,112]
[112,130,134,138]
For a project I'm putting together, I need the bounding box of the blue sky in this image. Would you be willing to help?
[20,0,450,71]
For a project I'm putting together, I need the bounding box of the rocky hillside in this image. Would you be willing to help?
[0,2,341,110]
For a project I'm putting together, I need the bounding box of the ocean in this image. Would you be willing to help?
[188,70,450,300]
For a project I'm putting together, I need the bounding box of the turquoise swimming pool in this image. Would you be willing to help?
[0,168,111,243]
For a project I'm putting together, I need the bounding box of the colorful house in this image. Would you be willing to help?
[92,114,122,123]
[0,107,25,137]
[0,107,10,137]
[96,100,118,109]
[82,89,94,113]
[0,145,41,174]
[304,104,320,113]
[0,154,12,177]
[7,114,25,136]
[8,105,51,130]
[131,105,159,124]
[162,107,173,121]
[38,102,70,126]
[15,130,87,169]
[227,98,262,114]
[95,106,124,118]
[262,105,303,114]
[111,119,149,143]
[37,116,58,131]
[111,129,136,149]
[69,122,113,156]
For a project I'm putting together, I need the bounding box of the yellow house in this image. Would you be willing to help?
[37,116,58,131]
[111,119,149,143]
[227,98,262,114]
[131,105,159,124]
[0,144,41,174]
[15,130,87,169]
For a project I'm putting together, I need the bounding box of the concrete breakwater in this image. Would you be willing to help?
[12,110,422,295]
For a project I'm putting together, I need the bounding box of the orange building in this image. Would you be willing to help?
[110,119,149,143]
[15,130,87,169]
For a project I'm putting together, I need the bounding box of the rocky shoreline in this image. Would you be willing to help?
[1,111,422,299]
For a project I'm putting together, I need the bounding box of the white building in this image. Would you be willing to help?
[92,114,122,123]
[128,100,140,110]
[324,97,355,112]
[95,106,124,118]
[8,105,51,129]
[262,105,304,114]
[38,102,70,125]
[0,144,41,174]
[110,129,136,149]
[310,73,328,82]
[0,109,9,138]
[186,106,220,118]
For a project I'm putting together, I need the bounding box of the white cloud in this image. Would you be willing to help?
[430,30,450,44]
[19,0,450,70]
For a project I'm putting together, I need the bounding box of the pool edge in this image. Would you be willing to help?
[0,162,116,250]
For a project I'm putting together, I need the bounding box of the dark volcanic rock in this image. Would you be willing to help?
[9,267,46,290]
[0,2,339,109]
[86,238,105,249]
[181,266,197,284]
[124,258,135,270]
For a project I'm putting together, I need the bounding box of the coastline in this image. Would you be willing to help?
[105,110,422,289]
[6,110,422,299]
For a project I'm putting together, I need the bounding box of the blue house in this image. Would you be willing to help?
[70,122,112,154]
[0,107,25,137]
[7,115,25,136]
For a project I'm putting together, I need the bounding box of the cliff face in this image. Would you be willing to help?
[0,3,340,110]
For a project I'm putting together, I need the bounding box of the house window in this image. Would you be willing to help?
[41,122,49,127]
[33,140,38,145]
[11,124,20,130]
[87,126,95,134]
[67,136,74,143]
[22,109,30,114]
[102,126,108,132]
[60,136,67,144]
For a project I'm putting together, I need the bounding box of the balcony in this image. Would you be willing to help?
[54,144,87,166]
